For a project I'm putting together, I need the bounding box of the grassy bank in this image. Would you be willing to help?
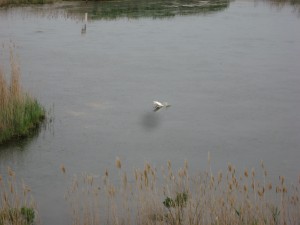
[0,50,45,144]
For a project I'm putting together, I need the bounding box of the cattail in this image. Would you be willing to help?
[178,168,185,178]
[258,189,263,197]
[228,163,232,172]
[244,169,249,178]
[280,176,285,185]
[218,171,223,184]
[9,182,14,194]
[107,185,115,197]
[283,186,287,193]
[145,162,151,173]
[167,160,171,170]
[276,186,281,193]
[105,169,109,177]
[268,183,272,190]
[251,168,255,178]
[22,182,31,196]
[7,167,15,177]
[210,176,215,187]
[184,159,188,170]
[244,184,248,193]
[134,169,138,182]
[144,169,148,186]
[115,157,121,169]
[87,175,93,185]
[229,182,233,191]
[60,164,66,174]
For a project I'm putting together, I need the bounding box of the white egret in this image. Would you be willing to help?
[153,101,171,111]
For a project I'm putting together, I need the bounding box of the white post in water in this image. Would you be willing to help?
[85,13,88,23]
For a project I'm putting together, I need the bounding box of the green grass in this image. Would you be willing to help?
[0,50,45,144]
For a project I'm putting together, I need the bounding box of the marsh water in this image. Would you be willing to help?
[0,0,300,224]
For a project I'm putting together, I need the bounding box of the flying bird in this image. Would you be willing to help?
[153,101,171,112]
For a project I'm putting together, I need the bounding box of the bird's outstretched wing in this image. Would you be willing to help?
[153,101,164,107]
[153,101,163,112]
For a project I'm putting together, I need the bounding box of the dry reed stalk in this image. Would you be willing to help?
[9,49,22,101]
[0,167,38,225]
[61,158,300,225]
[0,68,8,109]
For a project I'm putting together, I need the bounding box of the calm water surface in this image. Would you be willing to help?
[0,0,300,224]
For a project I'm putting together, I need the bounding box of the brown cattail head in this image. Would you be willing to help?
[184,159,188,170]
[280,176,285,185]
[218,171,223,184]
[228,163,232,173]
[251,168,255,178]
[244,169,249,178]
[168,160,171,170]
[60,164,66,174]
[268,183,272,190]
[115,157,122,169]
[7,167,15,177]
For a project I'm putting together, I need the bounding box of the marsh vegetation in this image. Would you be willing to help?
[62,158,300,225]
[0,167,36,225]
[0,48,45,144]
[2,158,300,225]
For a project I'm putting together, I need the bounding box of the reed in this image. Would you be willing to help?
[62,157,300,225]
[0,48,45,144]
[0,167,37,225]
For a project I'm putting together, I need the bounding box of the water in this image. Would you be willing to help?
[0,0,300,224]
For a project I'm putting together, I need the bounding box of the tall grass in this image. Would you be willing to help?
[0,167,37,225]
[1,158,299,224]
[0,49,45,144]
[62,157,300,225]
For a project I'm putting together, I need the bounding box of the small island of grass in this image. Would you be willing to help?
[0,50,45,144]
